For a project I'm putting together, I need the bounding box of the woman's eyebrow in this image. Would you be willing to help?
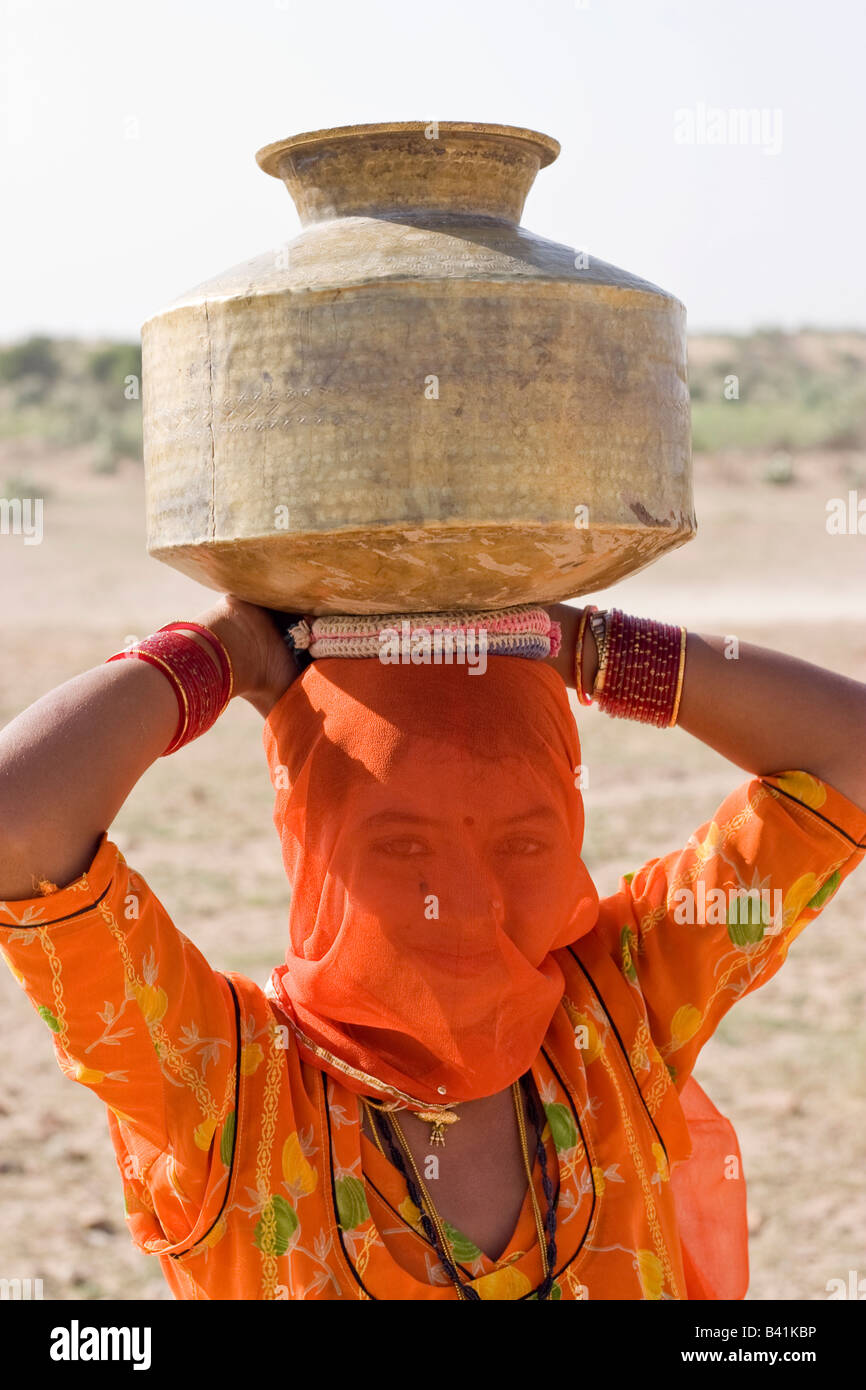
[361,806,559,830]
[361,811,443,828]
[494,806,559,825]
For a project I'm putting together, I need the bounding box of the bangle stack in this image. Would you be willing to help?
[576,607,687,728]
[105,621,234,755]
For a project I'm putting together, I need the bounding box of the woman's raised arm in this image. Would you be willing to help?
[0,596,298,900]
[547,602,866,812]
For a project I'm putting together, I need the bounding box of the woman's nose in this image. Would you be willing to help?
[434,848,506,926]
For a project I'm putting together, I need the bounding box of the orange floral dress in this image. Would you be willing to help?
[1,770,864,1300]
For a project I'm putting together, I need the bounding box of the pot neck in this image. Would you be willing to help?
[255,121,559,228]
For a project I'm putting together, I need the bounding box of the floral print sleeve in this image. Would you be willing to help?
[597,771,866,1091]
[0,833,239,1255]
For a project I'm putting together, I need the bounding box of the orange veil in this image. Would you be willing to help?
[263,656,599,1106]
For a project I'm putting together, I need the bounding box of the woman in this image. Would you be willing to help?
[1,596,864,1301]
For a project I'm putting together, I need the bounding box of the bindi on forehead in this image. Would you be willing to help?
[463,816,475,827]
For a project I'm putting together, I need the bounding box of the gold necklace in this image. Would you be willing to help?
[365,1095,461,1148]
[414,1108,460,1146]
[380,1079,550,1296]
[265,996,465,1147]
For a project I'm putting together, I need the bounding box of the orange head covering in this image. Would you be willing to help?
[263,656,599,1107]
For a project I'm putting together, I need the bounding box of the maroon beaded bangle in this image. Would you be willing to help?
[591,609,687,727]
[620,614,643,715]
[599,608,623,702]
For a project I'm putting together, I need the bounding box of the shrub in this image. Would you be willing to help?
[0,336,60,384]
[762,452,796,485]
[86,342,142,387]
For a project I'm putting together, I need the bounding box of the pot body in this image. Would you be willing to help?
[142,122,694,614]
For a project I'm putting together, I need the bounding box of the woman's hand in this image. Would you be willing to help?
[191,595,301,718]
[544,603,597,693]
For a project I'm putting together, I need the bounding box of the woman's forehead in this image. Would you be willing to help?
[341,749,572,818]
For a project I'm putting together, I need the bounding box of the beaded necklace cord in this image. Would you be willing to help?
[363,1073,558,1300]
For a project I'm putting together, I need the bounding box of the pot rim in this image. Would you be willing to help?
[255,120,561,178]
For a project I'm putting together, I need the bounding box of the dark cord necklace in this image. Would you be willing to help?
[367,1072,559,1300]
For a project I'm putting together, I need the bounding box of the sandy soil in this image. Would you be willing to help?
[0,441,864,1300]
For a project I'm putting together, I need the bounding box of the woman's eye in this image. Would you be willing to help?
[372,838,432,858]
[496,836,547,856]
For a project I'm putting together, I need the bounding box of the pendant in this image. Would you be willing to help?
[415,1109,459,1147]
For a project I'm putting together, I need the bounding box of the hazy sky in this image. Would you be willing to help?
[1,0,863,341]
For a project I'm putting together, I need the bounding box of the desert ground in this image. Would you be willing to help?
[0,436,864,1300]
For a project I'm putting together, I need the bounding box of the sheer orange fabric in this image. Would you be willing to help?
[263,658,599,1107]
[672,1079,748,1299]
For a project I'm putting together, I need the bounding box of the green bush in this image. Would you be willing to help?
[762,452,796,485]
[0,336,60,384]
[86,342,142,387]
[90,415,142,473]
[3,473,52,499]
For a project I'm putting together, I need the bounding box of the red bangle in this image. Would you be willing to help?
[107,647,188,749]
[158,621,234,701]
[106,627,232,754]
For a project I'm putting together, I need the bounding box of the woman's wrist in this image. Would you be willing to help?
[545,603,598,693]
[190,600,258,699]
[548,603,688,728]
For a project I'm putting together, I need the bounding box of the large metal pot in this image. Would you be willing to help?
[142,121,694,613]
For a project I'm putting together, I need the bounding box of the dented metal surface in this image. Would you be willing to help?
[142,121,695,614]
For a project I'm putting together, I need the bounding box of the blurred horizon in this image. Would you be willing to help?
[4,327,866,471]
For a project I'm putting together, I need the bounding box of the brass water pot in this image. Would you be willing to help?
[142,121,694,613]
